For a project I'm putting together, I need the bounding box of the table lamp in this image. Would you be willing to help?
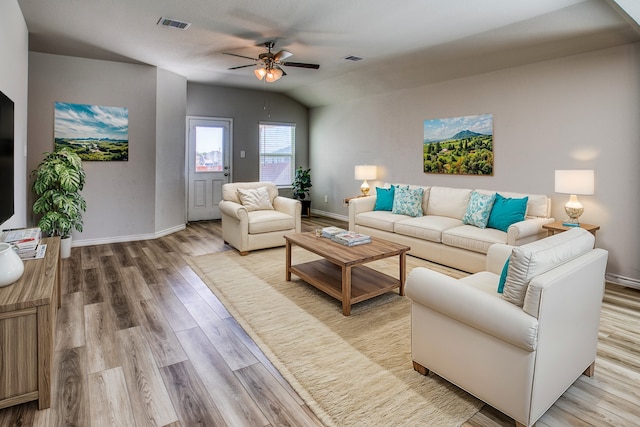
[554,170,594,226]
[354,165,377,196]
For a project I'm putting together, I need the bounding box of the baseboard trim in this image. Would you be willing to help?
[71,223,186,247]
[605,273,640,290]
[310,209,348,222]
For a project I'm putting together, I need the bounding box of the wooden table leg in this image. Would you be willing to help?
[285,240,292,281]
[399,252,407,296]
[342,265,351,316]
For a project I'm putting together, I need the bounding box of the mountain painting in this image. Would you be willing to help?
[423,113,493,175]
[54,102,129,161]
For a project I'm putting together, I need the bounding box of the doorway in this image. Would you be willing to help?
[186,117,232,221]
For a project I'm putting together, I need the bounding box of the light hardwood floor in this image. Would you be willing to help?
[0,217,638,426]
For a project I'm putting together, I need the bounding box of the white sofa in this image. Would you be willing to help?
[406,228,608,427]
[219,182,301,255]
[349,185,554,273]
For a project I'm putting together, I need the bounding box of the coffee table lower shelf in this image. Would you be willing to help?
[289,259,401,312]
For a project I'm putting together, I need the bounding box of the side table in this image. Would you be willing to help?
[542,221,600,237]
[343,195,370,206]
[301,200,311,218]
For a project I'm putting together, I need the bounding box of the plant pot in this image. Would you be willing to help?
[0,242,24,287]
[60,236,72,259]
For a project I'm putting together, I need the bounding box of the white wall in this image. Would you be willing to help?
[310,43,640,283]
[0,0,28,230]
[187,83,309,184]
[156,69,187,233]
[27,53,187,244]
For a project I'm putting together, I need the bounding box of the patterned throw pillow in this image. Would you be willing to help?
[392,187,424,217]
[237,187,274,211]
[462,191,496,228]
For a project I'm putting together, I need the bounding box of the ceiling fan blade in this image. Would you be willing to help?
[274,50,293,61]
[228,64,256,70]
[223,52,258,61]
[281,61,320,70]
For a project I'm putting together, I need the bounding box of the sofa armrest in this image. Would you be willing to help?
[507,217,555,245]
[219,200,248,221]
[486,244,514,275]
[348,196,377,230]
[273,196,302,232]
[406,267,538,351]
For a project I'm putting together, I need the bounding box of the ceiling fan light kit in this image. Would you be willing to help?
[225,41,319,83]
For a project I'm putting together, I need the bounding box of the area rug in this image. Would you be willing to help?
[189,246,483,426]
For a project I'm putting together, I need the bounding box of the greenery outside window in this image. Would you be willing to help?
[259,122,295,187]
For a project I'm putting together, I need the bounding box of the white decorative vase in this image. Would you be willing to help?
[60,236,72,259]
[0,242,24,287]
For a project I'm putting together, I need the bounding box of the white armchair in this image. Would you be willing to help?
[406,228,608,427]
[219,182,301,255]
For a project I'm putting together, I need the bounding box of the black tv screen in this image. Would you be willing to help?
[0,90,14,226]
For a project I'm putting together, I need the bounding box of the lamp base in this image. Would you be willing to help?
[360,180,370,196]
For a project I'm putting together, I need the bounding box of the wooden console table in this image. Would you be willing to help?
[0,237,60,410]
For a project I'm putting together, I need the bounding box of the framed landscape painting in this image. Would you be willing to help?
[423,113,493,175]
[54,102,129,161]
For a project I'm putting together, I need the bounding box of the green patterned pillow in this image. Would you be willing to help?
[392,187,424,217]
[462,191,496,228]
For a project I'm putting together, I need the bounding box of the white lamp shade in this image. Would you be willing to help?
[555,170,594,195]
[354,165,377,180]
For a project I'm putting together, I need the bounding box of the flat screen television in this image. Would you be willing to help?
[0,90,15,226]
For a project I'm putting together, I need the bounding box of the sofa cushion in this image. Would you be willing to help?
[355,211,406,232]
[502,228,595,307]
[425,186,472,219]
[462,191,496,228]
[237,186,274,211]
[442,225,507,254]
[223,181,278,204]
[373,186,395,211]
[460,271,502,296]
[392,186,424,217]
[487,194,528,232]
[247,210,295,234]
[395,216,462,243]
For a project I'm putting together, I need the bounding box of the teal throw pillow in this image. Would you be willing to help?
[487,194,529,232]
[373,186,395,211]
[392,187,424,217]
[497,257,510,293]
[462,191,496,229]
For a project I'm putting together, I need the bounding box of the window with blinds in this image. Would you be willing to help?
[259,122,295,187]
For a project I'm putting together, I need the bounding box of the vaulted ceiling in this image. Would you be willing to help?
[17,0,640,107]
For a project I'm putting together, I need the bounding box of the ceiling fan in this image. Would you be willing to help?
[224,41,320,83]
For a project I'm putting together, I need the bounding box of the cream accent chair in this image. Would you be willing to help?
[405,228,608,427]
[219,182,301,255]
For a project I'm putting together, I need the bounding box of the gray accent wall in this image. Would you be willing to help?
[0,0,28,230]
[310,43,640,283]
[27,52,187,244]
[187,83,309,186]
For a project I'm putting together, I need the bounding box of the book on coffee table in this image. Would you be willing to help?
[321,226,346,238]
[332,232,371,246]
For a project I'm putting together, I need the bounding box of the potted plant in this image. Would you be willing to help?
[292,167,312,200]
[31,148,87,258]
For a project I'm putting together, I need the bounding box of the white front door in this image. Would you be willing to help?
[187,117,232,221]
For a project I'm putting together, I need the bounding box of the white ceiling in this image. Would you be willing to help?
[17,0,640,107]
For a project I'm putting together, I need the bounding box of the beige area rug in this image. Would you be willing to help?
[189,246,483,426]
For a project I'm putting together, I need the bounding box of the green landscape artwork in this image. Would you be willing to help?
[423,113,493,175]
[54,102,128,161]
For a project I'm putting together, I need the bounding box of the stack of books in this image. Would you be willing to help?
[321,226,346,238]
[2,227,45,260]
[332,231,372,247]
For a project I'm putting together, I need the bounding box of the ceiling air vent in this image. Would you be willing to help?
[343,55,364,62]
[157,17,191,30]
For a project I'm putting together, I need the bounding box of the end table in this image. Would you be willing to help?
[542,221,600,237]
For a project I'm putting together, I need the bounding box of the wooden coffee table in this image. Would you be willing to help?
[284,232,410,316]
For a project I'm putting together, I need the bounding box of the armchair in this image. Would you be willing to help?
[406,228,608,427]
[219,182,301,255]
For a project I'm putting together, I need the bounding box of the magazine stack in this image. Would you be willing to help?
[1,227,46,260]
[332,231,372,247]
[321,226,346,238]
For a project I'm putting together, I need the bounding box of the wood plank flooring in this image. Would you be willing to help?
[0,216,638,426]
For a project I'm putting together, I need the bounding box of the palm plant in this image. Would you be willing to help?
[31,148,87,237]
